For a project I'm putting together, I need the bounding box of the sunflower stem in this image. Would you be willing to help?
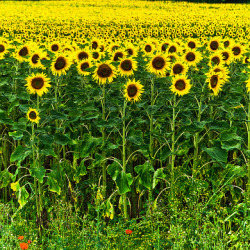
[101,86,107,199]
[122,100,128,219]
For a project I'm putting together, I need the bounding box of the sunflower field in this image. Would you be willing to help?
[0,0,250,249]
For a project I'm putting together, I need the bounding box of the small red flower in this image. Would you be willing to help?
[125,229,133,235]
[18,236,24,240]
[27,240,32,244]
[20,242,29,249]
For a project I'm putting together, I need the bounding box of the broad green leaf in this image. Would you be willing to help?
[153,168,166,189]
[18,186,29,208]
[47,176,61,195]
[127,130,143,146]
[107,161,122,181]
[29,166,46,183]
[39,134,54,145]
[116,171,132,194]
[0,170,12,188]
[8,131,23,140]
[135,162,154,189]
[54,133,70,146]
[10,146,32,165]
[80,134,103,158]
[74,159,87,183]
[202,142,227,164]
[88,153,105,169]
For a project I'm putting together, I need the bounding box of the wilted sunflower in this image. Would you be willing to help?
[93,62,116,84]
[27,108,40,123]
[25,73,51,96]
[183,50,202,66]
[148,54,169,75]
[124,79,144,102]
[49,42,61,53]
[170,75,191,96]
[77,59,92,76]
[118,58,137,76]
[206,72,224,96]
[171,61,188,76]
[51,55,71,76]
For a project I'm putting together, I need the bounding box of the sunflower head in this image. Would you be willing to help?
[148,54,169,75]
[15,45,30,62]
[50,42,60,53]
[27,108,40,124]
[112,50,124,62]
[76,50,90,62]
[51,55,71,76]
[119,58,137,76]
[206,72,224,96]
[208,38,220,52]
[77,59,92,76]
[124,79,144,102]
[93,62,116,84]
[170,75,191,96]
[25,73,51,96]
[231,44,245,60]
[183,50,201,66]
[171,61,188,76]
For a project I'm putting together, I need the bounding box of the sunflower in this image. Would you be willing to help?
[208,38,220,52]
[223,38,232,48]
[159,41,169,52]
[148,54,169,75]
[167,42,179,54]
[183,50,202,66]
[142,40,155,55]
[15,45,31,62]
[29,50,46,69]
[77,59,92,76]
[125,43,138,57]
[124,79,144,102]
[231,43,245,61]
[27,108,40,123]
[112,50,124,62]
[243,56,249,65]
[51,55,71,76]
[208,51,224,66]
[206,72,224,96]
[210,65,230,83]
[25,73,51,96]
[109,43,119,52]
[170,75,191,96]
[75,49,90,62]
[0,42,8,59]
[171,61,188,76]
[92,50,103,61]
[93,62,116,84]
[118,58,137,76]
[186,38,199,50]
[91,38,101,50]
[49,42,61,53]
[221,49,233,65]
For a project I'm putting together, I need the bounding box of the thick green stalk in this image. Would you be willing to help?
[101,87,107,198]
[170,95,176,205]
[193,95,202,179]
[122,100,128,219]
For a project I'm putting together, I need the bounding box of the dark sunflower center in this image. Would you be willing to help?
[32,54,39,64]
[31,77,44,90]
[111,45,119,51]
[232,46,241,56]
[175,80,186,90]
[19,47,28,57]
[173,64,183,74]
[127,84,138,97]
[92,41,98,50]
[51,44,59,52]
[121,60,132,71]
[114,52,123,61]
[161,43,168,52]
[211,56,220,64]
[126,48,133,55]
[78,51,88,60]
[168,46,176,53]
[97,64,112,78]
[81,62,89,71]
[245,57,249,64]
[210,41,219,50]
[210,75,218,88]
[224,41,230,48]
[214,68,221,73]
[152,56,165,70]
[222,52,229,60]
[55,57,66,70]
[0,45,5,53]
[145,45,152,52]
[186,52,195,62]
[188,41,196,49]
[93,52,99,59]
[29,111,37,120]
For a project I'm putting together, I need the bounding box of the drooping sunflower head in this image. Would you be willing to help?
[170,75,191,96]
[183,50,202,66]
[171,61,188,76]
[148,54,169,75]
[93,62,116,84]
[208,38,220,52]
[118,58,137,76]
[206,72,224,96]
[124,79,144,103]
[51,55,71,76]
[27,108,40,124]
[77,59,92,76]
[25,73,51,96]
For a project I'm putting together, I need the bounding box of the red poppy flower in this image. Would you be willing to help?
[125,229,133,235]
[18,236,24,240]
[27,240,32,244]
[20,242,29,249]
